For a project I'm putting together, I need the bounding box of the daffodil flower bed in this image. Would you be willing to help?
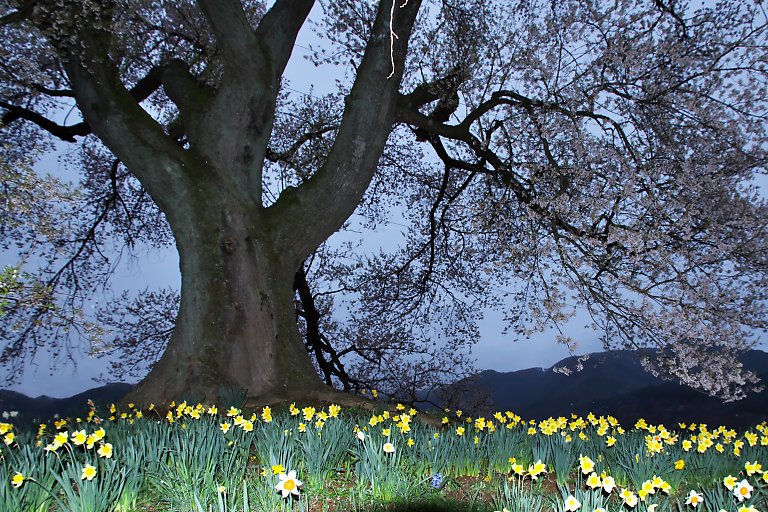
[1,399,767,512]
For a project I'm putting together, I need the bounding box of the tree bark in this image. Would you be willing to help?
[123,195,324,405]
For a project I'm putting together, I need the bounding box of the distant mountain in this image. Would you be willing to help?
[0,383,133,422]
[445,350,768,429]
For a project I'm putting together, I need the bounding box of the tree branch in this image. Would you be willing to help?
[267,0,424,267]
[254,0,315,81]
[1,65,167,144]
[196,0,261,71]
[0,100,88,142]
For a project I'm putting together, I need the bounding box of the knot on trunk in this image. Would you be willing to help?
[220,235,236,254]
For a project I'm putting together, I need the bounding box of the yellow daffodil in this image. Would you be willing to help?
[620,489,638,508]
[71,429,87,446]
[745,461,762,476]
[54,431,68,446]
[11,472,25,488]
[579,454,595,474]
[527,460,546,479]
[97,443,113,459]
[81,464,97,481]
[586,472,602,489]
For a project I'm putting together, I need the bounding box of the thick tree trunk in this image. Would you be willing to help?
[52,0,424,408]
[123,196,325,406]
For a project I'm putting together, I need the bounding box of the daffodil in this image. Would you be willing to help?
[11,472,25,488]
[586,472,602,489]
[579,454,595,474]
[733,479,754,502]
[563,495,581,511]
[81,464,97,481]
[71,429,87,446]
[620,489,637,508]
[527,460,546,479]
[745,461,762,476]
[274,470,302,498]
[383,442,395,454]
[97,443,113,458]
[685,490,703,508]
[54,431,68,447]
[601,474,616,494]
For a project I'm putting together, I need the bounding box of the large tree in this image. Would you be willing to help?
[1,0,767,404]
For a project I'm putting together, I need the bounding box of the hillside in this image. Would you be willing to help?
[0,383,133,421]
[448,349,768,429]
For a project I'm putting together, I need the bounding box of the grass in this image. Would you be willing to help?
[1,399,767,511]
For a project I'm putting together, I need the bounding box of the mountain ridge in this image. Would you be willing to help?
[3,349,768,429]
[446,349,768,429]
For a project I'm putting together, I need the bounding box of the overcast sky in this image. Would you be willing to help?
[5,1,762,398]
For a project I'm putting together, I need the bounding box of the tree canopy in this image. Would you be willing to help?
[0,0,767,403]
